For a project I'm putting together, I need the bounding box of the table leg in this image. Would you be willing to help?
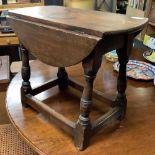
[74,50,102,150]
[116,34,133,120]
[20,45,32,107]
[57,67,69,90]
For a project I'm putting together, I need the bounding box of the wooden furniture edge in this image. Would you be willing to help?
[5,86,46,155]
[0,36,19,46]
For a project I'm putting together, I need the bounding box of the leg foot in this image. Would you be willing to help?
[74,115,91,150]
[115,93,127,120]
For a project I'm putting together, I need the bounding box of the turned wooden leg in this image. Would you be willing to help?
[116,49,128,120]
[115,34,134,120]
[74,74,95,150]
[20,45,32,107]
[74,50,102,150]
[57,67,69,90]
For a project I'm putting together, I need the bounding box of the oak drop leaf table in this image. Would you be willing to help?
[8,6,148,150]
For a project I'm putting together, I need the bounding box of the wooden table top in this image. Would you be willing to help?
[7,6,148,67]
[8,6,148,37]
[6,48,155,155]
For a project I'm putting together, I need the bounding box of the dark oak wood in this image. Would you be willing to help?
[8,6,148,36]
[115,34,134,120]
[74,47,103,150]
[57,67,69,90]
[7,6,148,150]
[32,78,58,96]
[20,45,32,107]
[7,6,148,67]
[92,107,121,134]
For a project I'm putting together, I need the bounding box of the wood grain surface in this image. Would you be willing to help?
[6,48,155,155]
[8,16,99,67]
[7,6,148,67]
[8,6,148,36]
